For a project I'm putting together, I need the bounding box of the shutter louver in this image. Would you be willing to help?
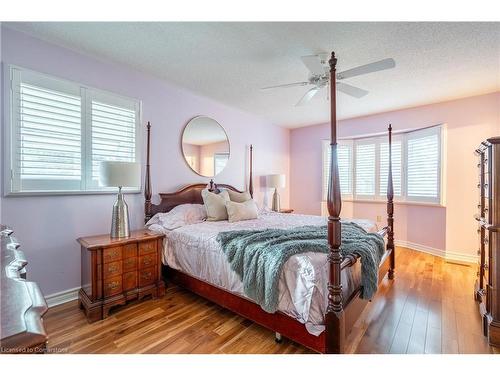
[407,133,439,198]
[355,143,376,195]
[380,140,402,196]
[18,83,82,189]
[91,101,137,184]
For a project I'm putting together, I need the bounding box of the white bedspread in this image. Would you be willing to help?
[149,212,379,335]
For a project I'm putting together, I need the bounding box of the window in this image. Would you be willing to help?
[6,66,141,195]
[406,127,440,201]
[322,125,444,205]
[355,142,376,196]
[214,153,229,175]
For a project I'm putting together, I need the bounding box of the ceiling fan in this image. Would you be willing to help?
[261,53,396,106]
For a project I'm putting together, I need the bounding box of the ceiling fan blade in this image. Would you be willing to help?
[336,82,369,98]
[260,81,310,90]
[300,55,326,76]
[296,87,321,106]
[337,58,396,80]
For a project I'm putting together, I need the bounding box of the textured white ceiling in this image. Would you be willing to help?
[5,22,499,128]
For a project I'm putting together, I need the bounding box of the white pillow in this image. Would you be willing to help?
[145,204,206,230]
[226,189,252,203]
[201,189,230,221]
[225,199,259,223]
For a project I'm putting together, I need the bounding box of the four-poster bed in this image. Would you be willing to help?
[143,52,395,353]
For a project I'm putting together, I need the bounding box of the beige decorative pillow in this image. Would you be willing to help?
[225,199,258,223]
[227,189,252,203]
[201,189,230,221]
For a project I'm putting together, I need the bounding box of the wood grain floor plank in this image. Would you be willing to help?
[44,247,496,354]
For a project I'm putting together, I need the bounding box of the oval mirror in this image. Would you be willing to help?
[181,116,230,177]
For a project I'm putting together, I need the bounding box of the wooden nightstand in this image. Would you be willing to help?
[279,209,294,214]
[77,229,165,323]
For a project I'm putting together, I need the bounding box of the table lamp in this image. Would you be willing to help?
[100,161,141,238]
[266,174,286,212]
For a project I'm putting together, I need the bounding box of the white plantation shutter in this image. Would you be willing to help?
[355,143,376,196]
[322,140,352,200]
[11,70,83,192]
[90,100,138,187]
[380,140,402,196]
[8,67,140,194]
[407,127,441,201]
[214,153,229,175]
[321,126,443,204]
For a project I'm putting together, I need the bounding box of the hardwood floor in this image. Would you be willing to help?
[44,247,499,354]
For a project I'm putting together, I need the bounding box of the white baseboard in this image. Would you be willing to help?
[395,240,478,264]
[45,287,79,308]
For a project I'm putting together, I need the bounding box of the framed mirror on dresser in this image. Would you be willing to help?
[475,136,500,347]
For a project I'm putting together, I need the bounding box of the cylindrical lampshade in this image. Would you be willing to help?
[265,174,286,189]
[99,161,141,188]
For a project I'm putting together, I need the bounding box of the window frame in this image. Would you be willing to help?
[4,65,143,196]
[321,124,446,206]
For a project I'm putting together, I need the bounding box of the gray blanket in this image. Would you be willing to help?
[216,222,385,313]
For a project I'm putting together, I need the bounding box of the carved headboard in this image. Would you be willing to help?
[147,181,242,220]
[144,122,253,222]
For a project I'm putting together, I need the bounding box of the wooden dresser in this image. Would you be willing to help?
[1,225,48,353]
[474,136,500,347]
[78,229,165,322]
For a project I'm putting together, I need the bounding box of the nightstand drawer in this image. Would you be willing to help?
[103,246,122,263]
[103,260,122,278]
[123,243,137,258]
[139,240,156,255]
[139,267,157,287]
[122,257,137,272]
[139,253,156,269]
[103,275,122,297]
[123,271,137,291]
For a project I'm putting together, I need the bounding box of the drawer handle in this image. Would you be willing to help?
[108,264,119,273]
[142,271,152,279]
[125,258,135,266]
[143,258,152,266]
[142,243,154,251]
[106,250,119,259]
[107,281,120,290]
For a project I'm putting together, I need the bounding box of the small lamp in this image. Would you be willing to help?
[266,174,286,212]
[100,161,141,238]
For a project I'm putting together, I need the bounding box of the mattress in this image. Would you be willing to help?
[149,212,382,335]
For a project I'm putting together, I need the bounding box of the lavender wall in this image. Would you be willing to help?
[0,27,290,296]
[290,92,499,259]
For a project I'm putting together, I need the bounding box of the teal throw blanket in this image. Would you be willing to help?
[216,222,385,313]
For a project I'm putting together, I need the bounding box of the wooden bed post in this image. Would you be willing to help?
[145,121,152,223]
[325,51,345,354]
[387,124,395,279]
[249,145,254,198]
